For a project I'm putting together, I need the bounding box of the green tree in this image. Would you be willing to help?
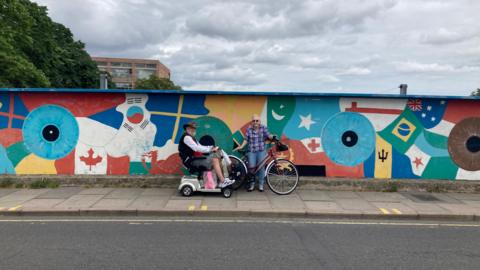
[471,89,480,96]
[135,75,182,90]
[0,0,100,88]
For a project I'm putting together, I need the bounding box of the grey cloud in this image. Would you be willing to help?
[185,0,398,41]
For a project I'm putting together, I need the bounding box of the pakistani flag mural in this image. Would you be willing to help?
[1,88,480,180]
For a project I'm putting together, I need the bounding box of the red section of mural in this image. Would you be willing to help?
[141,151,182,174]
[107,155,130,175]
[80,148,103,171]
[444,100,480,123]
[55,150,75,174]
[19,93,125,117]
[0,128,22,147]
[286,139,364,178]
[127,113,143,124]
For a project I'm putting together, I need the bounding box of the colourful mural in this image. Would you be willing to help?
[1,90,480,180]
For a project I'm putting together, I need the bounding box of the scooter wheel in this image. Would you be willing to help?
[222,187,233,198]
[181,185,194,197]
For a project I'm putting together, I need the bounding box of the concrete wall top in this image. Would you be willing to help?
[1,88,479,101]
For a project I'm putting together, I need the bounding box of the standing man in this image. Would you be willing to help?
[234,114,273,192]
[179,122,234,188]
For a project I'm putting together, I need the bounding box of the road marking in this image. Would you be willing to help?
[379,208,390,214]
[188,205,195,211]
[8,205,22,211]
[0,219,479,227]
[200,205,208,211]
[392,208,402,214]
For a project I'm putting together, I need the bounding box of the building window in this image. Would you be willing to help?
[111,62,132,67]
[146,64,157,69]
[111,68,131,78]
[96,61,108,67]
[135,63,146,68]
[115,82,132,89]
[136,69,155,79]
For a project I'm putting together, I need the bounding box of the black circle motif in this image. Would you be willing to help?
[341,130,358,147]
[42,125,60,142]
[466,136,480,153]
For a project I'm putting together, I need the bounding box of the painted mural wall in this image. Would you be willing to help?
[1,90,480,180]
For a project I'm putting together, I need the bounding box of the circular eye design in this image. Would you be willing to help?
[126,106,144,124]
[448,117,480,171]
[322,112,375,166]
[194,116,233,154]
[42,125,60,142]
[22,105,79,160]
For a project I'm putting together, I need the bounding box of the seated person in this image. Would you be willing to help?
[178,121,235,188]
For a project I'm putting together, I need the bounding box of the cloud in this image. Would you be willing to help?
[32,0,480,95]
[185,0,398,41]
[420,28,479,45]
[393,61,480,73]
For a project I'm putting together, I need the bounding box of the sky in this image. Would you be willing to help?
[33,0,480,95]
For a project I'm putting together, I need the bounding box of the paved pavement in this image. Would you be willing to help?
[1,218,480,270]
[1,187,480,220]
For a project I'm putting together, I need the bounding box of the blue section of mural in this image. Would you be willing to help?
[0,144,15,174]
[89,107,124,130]
[391,148,418,178]
[414,132,449,157]
[147,94,209,146]
[22,105,79,160]
[409,99,447,129]
[321,112,375,167]
[284,97,339,140]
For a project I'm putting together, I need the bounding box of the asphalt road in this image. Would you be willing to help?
[0,218,479,270]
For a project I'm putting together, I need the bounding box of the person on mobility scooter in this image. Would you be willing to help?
[177,121,235,198]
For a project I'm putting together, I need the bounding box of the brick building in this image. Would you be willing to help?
[92,57,170,89]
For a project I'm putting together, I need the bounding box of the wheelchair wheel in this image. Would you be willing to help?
[228,155,248,190]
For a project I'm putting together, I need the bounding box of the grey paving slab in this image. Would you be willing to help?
[370,202,417,215]
[36,187,83,199]
[268,193,305,210]
[297,190,333,201]
[0,189,49,204]
[336,199,376,211]
[401,192,462,204]
[304,201,343,212]
[90,198,136,209]
[22,199,64,209]
[446,193,480,201]
[164,199,202,210]
[78,188,114,195]
[0,189,19,198]
[128,196,168,210]
[236,200,272,211]
[328,191,361,199]
[140,188,176,196]
[236,191,269,201]
[54,195,104,209]
[403,201,451,215]
[356,192,409,202]
[435,203,479,215]
[0,200,28,209]
[201,197,237,210]
[104,188,144,199]
[460,200,480,208]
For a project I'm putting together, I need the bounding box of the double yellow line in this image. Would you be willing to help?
[379,208,402,214]
[0,205,22,211]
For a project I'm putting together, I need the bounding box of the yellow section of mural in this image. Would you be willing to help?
[205,95,266,132]
[15,154,57,174]
[374,135,392,178]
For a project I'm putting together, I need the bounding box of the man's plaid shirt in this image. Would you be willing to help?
[246,124,270,152]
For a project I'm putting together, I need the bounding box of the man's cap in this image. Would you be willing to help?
[183,121,197,130]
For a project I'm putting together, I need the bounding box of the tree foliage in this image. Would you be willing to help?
[135,75,182,90]
[471,89,480,96]
[0,0,100,88]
